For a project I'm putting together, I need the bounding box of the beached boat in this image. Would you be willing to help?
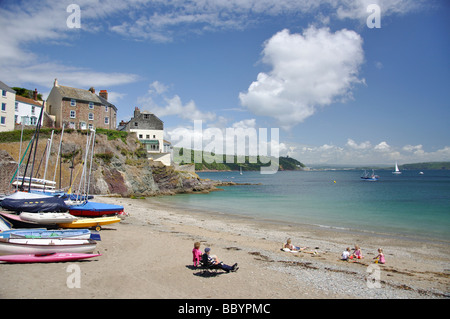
[19,212,77,224]
[58,216,121,231]
[361,170,379,181]
[0,252,101,263]
[0,211,59,229]
[68,201,124,217]
[0,191,69,213]
[0,238,97,255]
[0,228,100,241]
[392,162,402,175]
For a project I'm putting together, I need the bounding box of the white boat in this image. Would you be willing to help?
[19,212,77,224]
[392,162,402,175]
[0,238,97,256]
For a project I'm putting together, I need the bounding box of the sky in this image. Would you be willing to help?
[1,0,449,165]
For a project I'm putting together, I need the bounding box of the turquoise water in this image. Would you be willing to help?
[152,170,450,242]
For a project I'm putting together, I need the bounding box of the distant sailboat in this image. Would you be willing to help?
[392,162,402,175]
[239,166,243,175]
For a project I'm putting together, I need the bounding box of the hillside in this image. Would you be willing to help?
[175,148,305,171]
[0,129,217,196]
[400,162,450,170]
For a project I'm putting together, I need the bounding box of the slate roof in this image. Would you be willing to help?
[55,85,102,103]
[0,81,16,94]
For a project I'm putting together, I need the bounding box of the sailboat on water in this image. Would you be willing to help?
[392,162,402,175]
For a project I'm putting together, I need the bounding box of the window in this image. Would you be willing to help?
[139,134,143,139]
[105,105,108,112]
[70,110,76,118]
[88,124,93,129]
[88,113,94,120]
[1,103,5,111]
[0,116,5,125]
[134,122,138,127]
[69,122,75,129]
[70,99,76,106]
[15,102,18,111]
[30,117,37,125]
[153,135,156,138]
[104,117,109,124]
[146,135,150,139]
[15,115,18,123]
[89,102,94,109]
[31,106,35,115]
[2,90,6,97]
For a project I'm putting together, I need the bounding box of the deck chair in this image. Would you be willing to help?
[199,253,222,275]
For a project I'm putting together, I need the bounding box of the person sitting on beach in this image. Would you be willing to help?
[202,247,238,273]
[374,248,385,264]
[192,242,202,267]
[350,245,364,260]
[283,238,307,251]
[341,247,351,261]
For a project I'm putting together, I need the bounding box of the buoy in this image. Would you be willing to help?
[333,180,336,183]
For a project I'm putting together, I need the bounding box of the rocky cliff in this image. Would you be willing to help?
[0,129,218,196]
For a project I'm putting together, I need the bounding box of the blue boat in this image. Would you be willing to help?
[0,228,101,241]
[0,191,69,213]
[68,201,124,217]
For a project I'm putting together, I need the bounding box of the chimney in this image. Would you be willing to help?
[99,90,108,100]
[89,87,95,94]
[53,78,59,87]
[134,106,141,118]
[33,89,38,101]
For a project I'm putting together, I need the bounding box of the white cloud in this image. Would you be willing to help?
[239,26,365,129]
[289,139,450,165]
[346,138,372,150]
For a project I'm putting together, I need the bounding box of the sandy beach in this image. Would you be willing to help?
[1,195,449,300]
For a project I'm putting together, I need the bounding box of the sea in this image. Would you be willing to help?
[151,169,450,243]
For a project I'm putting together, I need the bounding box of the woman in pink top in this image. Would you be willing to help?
[192,242,202,267]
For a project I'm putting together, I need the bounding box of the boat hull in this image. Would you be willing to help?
[58,216,121,229]
[20,212,77,224]
[0,211,59,229]
[68,201,124,217]
[0,238,97,256]
[0,228,96,240]
[0,253,101,263]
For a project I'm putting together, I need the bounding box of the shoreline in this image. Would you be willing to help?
[1,195,449,299]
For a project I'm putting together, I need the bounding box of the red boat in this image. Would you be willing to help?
[68,201,125,217]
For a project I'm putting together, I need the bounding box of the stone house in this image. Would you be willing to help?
[119,107,172,166]
[46,79,117,130]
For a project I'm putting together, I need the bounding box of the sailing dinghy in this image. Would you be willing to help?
[0,238,97,255]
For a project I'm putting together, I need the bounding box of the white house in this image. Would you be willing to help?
[14,90,44,127]
[119,107,172,166]
[0,81,16,132]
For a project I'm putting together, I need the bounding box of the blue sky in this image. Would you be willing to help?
[1,0,449,165]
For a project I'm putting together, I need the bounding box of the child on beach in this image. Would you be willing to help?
[341,247,351,261]
[374,248,385,264]
[192,242,202,267]
[350,245,363,260]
